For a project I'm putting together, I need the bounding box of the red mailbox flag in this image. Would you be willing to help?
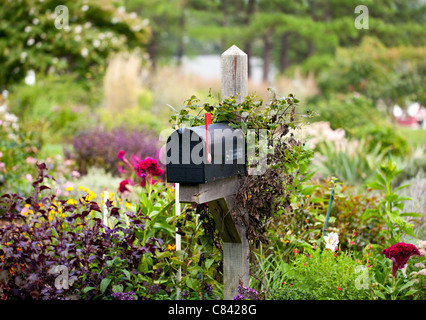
[205,113,212,163]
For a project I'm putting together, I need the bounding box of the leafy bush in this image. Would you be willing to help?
[305,93,409,157]
[273,242,372,300]
[363,158,422,248]
[353,125,409,157]
[65,126,159,176]
[0,103,41,194]
[305,93,384,134]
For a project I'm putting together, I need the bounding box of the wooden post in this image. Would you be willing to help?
[221,45,248,104]
[177,45,250,300]
[220,45,249,300]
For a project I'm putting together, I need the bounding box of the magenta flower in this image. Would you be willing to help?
[118,179,134,193]
[136,157,164,186]
[382,242,421,277]
[117,150,126,161]
[136,157,164,178]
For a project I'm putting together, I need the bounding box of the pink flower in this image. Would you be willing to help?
[338,285,341,291]
[350,240,355,245]
[117,150,126,161]
[382,242,421,277]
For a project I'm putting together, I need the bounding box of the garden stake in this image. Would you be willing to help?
[175,183,181,296]
[320,179,337,253]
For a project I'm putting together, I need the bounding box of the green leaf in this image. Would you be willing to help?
[51,227,59,238]
[376,172,386,186]
[400,212,422,218]
[394,184,411,192]
[403,288,417,297]
[112,284,123,293]
[123,269,131,280]
[205,258,214,270]
[186,278,198,291]
[100,278,112,294]
[398,280,415,292]
[367,181,385,191]
[83,286,96,294]
[373,289,386,300]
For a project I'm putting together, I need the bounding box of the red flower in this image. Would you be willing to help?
[382,242,421,277]
[118,179,133,193]
[117,150,126,161]
[136,157,164,177]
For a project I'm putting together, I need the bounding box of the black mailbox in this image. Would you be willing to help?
[166,122,246,184]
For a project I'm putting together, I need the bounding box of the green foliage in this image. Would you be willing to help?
[317,37,426,109]
[315,137,387,185]
[306,94,384,134]
[0,104,41,194]
[354,125,410,158]
[305,93,409,157]
[0,0,150,90]
[362,159,422,247]
[369,253,421,300]
[269,241,372,300]
[7,74,98,144]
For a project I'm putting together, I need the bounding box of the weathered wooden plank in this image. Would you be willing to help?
[179,175,240,204]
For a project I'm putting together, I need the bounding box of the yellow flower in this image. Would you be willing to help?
[168,244,176,251]
[85,191,97,202]
[66,186,74,192]
[66,199,78,206]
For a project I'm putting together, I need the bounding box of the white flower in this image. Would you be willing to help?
[81,47,89,57]
[82,5,89,12]
[27,38,35,46]
[324,232,339,251]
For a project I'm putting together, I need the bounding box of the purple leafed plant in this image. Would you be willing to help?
[65,126,159,176]
[0,163,168,300]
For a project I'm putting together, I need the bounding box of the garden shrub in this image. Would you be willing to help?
[305,93,384,135]
[273,243,372,300]
[305,93,409,157]
[0,103,42,195]
[65,126,159,176]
